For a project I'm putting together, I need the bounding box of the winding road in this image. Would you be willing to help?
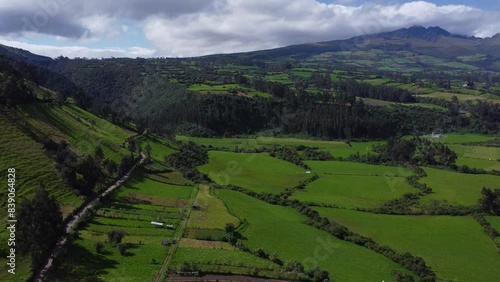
[32,152,146,282]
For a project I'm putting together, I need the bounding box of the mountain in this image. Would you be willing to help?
[0,43,52,65]
[235,26,500,70]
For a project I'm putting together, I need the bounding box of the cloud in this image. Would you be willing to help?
[0,0,222,39]
[0,39,155,58]
[0,0,498,58]
[142,0,500,57]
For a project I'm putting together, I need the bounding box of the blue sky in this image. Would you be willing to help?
[0,0,498,58]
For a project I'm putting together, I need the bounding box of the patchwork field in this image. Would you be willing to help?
[219,190,414,281]
[419,167,500,206]
[198,151,310,193]
[315,208,500,281]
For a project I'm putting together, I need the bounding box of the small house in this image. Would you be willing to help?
[161,239,169,245]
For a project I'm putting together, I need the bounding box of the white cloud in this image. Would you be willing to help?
[142,0,499,57]
[0,1,499,58]
[0,39,155,58]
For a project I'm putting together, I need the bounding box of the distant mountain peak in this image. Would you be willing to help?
[383,26,451,42]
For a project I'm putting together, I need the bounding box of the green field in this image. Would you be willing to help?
[486,216,500,234]
[198,151,310,193]
[304,160,412,176]
[187,185,239,229]
[448,144,500,159]
[171,247,279,276]
[113,171,195,205]
[137,133,177,164]
[177,136,380,158]
[419,168,500,206]
[456,157,500,171]
[417,91,499,103]
[219,190,413,281]
[424,133,498,144]
[447,144,500,170]
[315,208,500,281]
[291,175,417,209]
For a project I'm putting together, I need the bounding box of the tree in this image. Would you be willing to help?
[117,243,128,256]
[144,144,152,160]
[94,146,104,166]
[95,241,105,254]
[17,182,63,270]
[478,188,500,215]
[224,222,236,233]
[107,230,126,246]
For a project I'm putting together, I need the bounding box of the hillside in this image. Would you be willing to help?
[0,67,138,280]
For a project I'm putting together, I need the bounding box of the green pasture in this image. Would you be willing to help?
[315,208,500,281]
[425,133,498,144]
[187,185,239,229]
[177,136,380,158]
[304,160,412,176]
[198,151,309,193]
[219,190,413,281]
[419,168,500,206]
[171,247,276,272]
[291,175,418,209]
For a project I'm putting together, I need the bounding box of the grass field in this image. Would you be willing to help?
[419,167,500,206]
[448,144,500,171]
[113,170,195,205]
[219,190,413,281]
[448,144,500,160]
[187,185,240,229]
[177,136,380,158]
[198,151,310,193]
[291,161,415,208]
[425,133,498,144]
[304,160,412,176]
[170,247,278,275]
[291,175,418,209]
[137,133,177,164]
[486,216,500,233]
[315,208,500,281]
[417,91,499,103]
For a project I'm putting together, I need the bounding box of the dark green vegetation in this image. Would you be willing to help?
[1,25,500,281]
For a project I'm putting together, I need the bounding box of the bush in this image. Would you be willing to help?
[95,241,105,254]
[117,243,128,256]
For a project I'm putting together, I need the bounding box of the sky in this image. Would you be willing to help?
[0,0,498,58]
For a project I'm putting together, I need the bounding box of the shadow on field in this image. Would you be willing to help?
[118,170,148,191]
[47,244,119,282]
